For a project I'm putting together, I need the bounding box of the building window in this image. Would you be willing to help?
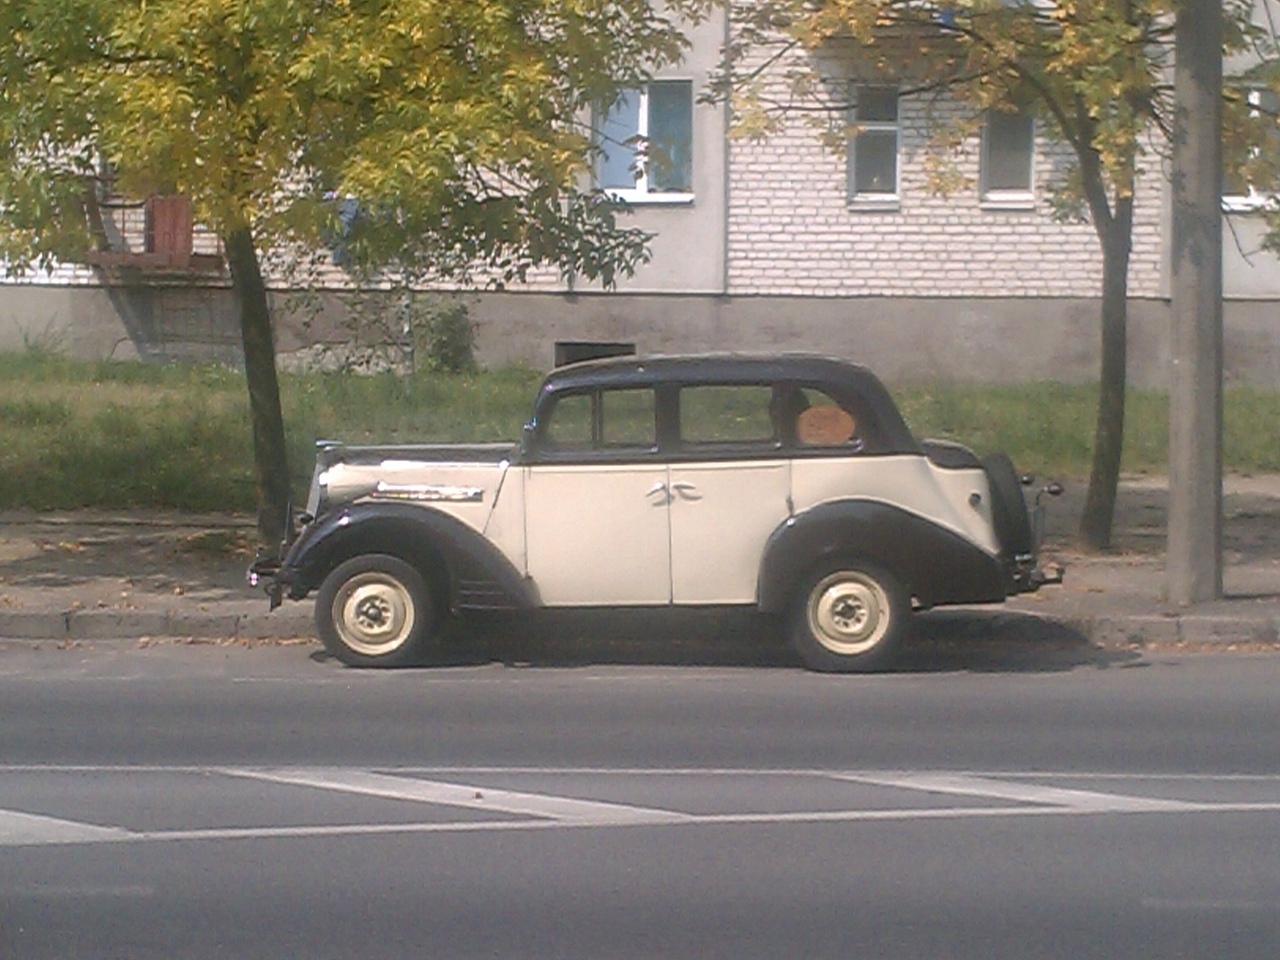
[847,85,899,204]
[981,109,1035,206]
[594,80,693,201]
[1224,87,1280,211]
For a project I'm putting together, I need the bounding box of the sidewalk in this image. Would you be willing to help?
[1,475,1278,653]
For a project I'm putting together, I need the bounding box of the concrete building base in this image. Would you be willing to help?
[3,282,1279,388]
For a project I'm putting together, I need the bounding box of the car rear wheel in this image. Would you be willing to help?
[316,554,437,667]
[791,559,908,672]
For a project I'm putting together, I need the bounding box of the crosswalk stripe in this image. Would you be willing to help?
[0,809,132,847]
[833,772,1199,812]
[219,767,692,825]
[2,767,1276,849]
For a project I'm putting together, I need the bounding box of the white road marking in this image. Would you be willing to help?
[0,767,1277,849]
[0,808,131,847]
[218,767,692,825]
[835,772,1199,812]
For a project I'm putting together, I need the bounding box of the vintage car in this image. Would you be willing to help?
[251,354,1061,671]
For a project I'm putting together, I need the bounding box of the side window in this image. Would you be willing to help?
[541,388,656,452]
[601,388,656,448]
[680,385,776,446]
[785,387,879,453]
[543,393,594,450]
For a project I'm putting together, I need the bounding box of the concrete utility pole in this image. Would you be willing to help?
[1167,0,1224,604]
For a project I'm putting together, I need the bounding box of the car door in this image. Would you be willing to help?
[524,387,672,606]
[668,384,791,604]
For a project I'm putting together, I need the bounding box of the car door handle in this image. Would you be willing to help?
[670,482,702,501]
[646,481,672,505]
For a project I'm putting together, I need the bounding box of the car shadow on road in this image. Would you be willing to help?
[903,610,1142,672]
[372,607,1138,674]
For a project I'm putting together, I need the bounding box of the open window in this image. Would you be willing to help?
[594,80,694,202]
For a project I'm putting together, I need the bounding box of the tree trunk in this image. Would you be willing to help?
[1079,204,1134,551]
[225,226,291,552]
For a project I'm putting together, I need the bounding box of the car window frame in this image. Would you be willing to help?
[529,385,662,464]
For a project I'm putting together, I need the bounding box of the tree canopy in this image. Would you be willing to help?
[1,0,709,284]
[1,0,708,544]
[716,0,1280,548]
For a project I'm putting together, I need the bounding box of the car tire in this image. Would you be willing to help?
[790,559,909,672]
[315,554,437,667]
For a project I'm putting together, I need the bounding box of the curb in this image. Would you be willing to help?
[4,606,1280,651]
[0,608,315,642]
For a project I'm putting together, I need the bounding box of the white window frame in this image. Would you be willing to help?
[1224,86,1279,213]
[980,109,1036,209]
[594,80,694,205]
[847,85,901,208]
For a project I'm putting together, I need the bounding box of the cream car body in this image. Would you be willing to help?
[255,355,1059,671]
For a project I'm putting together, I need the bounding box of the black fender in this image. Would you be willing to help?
[757,500,1007,613]
[279,502,537,612]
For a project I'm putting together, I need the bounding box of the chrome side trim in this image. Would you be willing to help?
[372,482,485,503]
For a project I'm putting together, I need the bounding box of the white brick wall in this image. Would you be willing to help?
[726,75,1165,299]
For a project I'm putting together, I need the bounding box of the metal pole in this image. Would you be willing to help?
[1167,0,1224,604]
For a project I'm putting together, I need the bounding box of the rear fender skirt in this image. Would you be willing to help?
[281,502,538,611]
[757,500,1007,612]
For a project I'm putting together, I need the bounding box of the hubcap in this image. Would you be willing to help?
[807,571,891,656]
[333,572,416,657]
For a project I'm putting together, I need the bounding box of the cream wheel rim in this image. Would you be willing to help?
[332,572,417,656]
[806,571,891,656]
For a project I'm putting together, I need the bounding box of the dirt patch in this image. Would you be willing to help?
[0,511,257,612]
[1040,474,1280,563]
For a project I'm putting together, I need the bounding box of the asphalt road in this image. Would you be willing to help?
[1,641,1278,959]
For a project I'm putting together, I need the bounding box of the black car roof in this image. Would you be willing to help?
[544,353,881,391]
[537,353,920,452]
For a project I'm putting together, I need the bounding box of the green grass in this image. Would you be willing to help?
[897,380,1280,478]
[1,348,1278,512]
[0,350,539,512]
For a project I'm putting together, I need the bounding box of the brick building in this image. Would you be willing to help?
[3,4,1278,386]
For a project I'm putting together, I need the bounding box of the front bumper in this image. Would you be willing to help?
[246,506,315,610]
[247,557,286,609]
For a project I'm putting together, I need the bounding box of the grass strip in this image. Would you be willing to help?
[2,350,1278,512]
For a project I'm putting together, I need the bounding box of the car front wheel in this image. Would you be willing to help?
[791,559,908,672]
[315,554,437,667]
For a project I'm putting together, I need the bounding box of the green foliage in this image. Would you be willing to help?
[718,0,1278,222]
[0,0,712,541]
[418,300,477,375]
[335,293,476,375]
[716,0,1279,548]
[0,0,709,286]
